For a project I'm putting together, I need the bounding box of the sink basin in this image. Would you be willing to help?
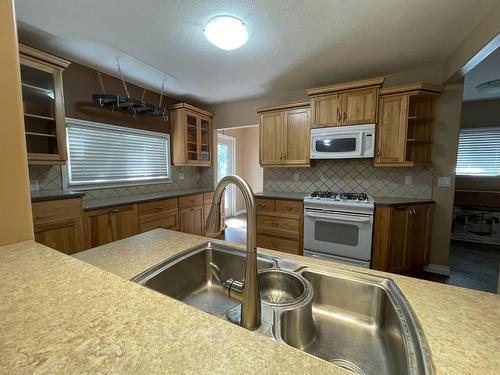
[133,242,433,375]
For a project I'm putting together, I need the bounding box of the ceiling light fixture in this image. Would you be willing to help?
[203,16,248,51]
[476,79,500,94]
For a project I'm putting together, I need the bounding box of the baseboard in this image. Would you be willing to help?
[423,264,451,276]
[234,209,247,216]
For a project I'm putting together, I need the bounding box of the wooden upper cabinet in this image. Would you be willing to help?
[19,44,71,165]
[170,103,213,167]
[307,77,384,128]
[342,87,378,125]
[284,108,310,165]
[375,83,443,167]
[311,94,341,128]
[376,95,408,164]
[260,111,284,165]
[258,101,310,167]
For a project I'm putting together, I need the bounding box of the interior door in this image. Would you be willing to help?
[284,108,310,165]
[311,94,341,128]
[341,88,378,125]
[260,112,284,165]
[375,95,408,164]
[217,133,236,217]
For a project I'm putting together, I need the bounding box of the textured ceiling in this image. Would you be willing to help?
[464,46,500,101]
[15,0,497,104]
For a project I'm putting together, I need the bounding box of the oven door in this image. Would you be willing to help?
[310,130,362,159]
[304,209,373,261]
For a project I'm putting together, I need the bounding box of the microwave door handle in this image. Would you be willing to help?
[305,211,371,223]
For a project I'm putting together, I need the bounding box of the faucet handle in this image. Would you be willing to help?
[209,262,222,286]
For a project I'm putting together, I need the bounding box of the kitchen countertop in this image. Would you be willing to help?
[83,187,214,211]
[373,196,435,207]
[30,189,85,202]
[254,191,307,200]
[73,230,500,375]
[2,232,499,373]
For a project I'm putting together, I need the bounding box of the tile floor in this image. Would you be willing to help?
[418,240,500,293]
[222,217,500,293]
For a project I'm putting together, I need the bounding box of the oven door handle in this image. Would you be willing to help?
[305,211,372,223]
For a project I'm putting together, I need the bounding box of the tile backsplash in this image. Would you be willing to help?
[29,165,214,200]
[264,159,433,199]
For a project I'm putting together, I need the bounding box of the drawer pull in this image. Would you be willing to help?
[285,206,293,211]
[272,222,279,227]
[155,206,165,211]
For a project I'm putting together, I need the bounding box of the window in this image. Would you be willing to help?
[456,126,500,176]
[65,118,170,188]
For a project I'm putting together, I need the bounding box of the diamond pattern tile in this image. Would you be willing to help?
[29,165,214,199]
[263,160,433,199]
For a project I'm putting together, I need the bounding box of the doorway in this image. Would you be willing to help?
[217,133,236,217]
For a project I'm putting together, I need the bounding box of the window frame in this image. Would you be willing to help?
[456,126,500,177]
[63,117,171,190]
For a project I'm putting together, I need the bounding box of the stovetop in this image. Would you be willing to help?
[304,190,375,213]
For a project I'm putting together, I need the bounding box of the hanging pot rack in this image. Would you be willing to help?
[92,59,168,121]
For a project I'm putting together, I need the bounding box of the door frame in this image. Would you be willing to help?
[217,133,236,217]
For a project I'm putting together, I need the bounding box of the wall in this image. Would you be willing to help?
[218,126,263,213]
[264,161,433,199]
[455,98,500,191]
[430,84,464,266]
[0,0,34,246]
[27,61,214,199]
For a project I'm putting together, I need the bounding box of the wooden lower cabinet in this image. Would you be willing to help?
[32,198,85,255]
[84,205,138,248]
[179,206,204,236]
[372,204,433,274]
[256,198,303,255]
[138,198,178,233]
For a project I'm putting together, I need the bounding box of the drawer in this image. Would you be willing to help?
[179,194,204,209]
[275,200,303,216]
[203,192,214,205]
[138,198,178,217]
[257,234,301,255]
[256,198,275,213]
[32,198,81,225]
[257,214,301,235]
[139,214,177,233]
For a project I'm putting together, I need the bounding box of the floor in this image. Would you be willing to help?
[222,217,500,293]
[222,214,246,244]
[419,240,500,293]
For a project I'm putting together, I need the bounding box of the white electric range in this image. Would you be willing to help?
[303,191,375,268]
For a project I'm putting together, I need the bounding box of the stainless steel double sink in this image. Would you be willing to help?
[132,242,433,375]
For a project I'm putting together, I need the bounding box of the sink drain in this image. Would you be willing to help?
[330,359,366,375]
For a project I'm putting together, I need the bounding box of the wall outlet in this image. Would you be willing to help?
[30,179,40,191]
[178,173,185,181]
[294,173,300,182]
[404,176,413,185]
[437,176,451,187]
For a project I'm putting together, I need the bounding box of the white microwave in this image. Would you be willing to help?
[310,123,375,159]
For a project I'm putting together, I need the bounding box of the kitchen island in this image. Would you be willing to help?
[2,230,499,374]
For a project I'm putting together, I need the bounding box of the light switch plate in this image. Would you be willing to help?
[294,173,300,182]
[404,176,413,185]
[437,176,451,187]
[179,173,185,181]
[30,179,40,191]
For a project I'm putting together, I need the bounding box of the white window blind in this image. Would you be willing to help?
[65,118,170,188]
[456,126,500,176]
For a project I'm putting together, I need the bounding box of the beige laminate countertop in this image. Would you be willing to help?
[2,231,499,374]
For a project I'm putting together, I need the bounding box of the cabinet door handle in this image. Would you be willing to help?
[342,112,347,121]
[283,153,287,160]
[337,111,341,122]
[376,150,380,160]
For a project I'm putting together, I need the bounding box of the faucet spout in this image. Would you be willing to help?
[205,175,261,330]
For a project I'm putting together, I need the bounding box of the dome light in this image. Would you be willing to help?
[204,16,248,51]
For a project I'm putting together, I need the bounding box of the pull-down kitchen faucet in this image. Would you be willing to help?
[205,175,261,331]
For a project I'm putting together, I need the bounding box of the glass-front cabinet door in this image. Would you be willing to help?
[19,48,69,164]
[199,115,211,164]
[185,111,199,162]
